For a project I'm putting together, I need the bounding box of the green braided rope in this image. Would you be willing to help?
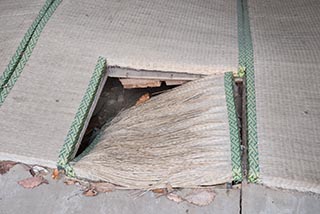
[224,72,243,182]
[237,0,259,182]
[0,0,62,107]
[0,0,54,90]
[57,57,107,177]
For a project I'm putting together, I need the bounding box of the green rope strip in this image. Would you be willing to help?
[237,0,259,182]
[224,72,243,182]
[57,57,106,177]
[0,0,62,107]
[0,0,53,89]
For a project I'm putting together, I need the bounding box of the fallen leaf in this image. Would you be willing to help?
[64,179,78,186]
[167,193,183,203]
[83,188,98,197]
[0,161,17,175]
[135,93,150,105]
[91,182,115,193]
[184,189,216,206]
[18,176,49,189]
[52,168,60,180]
[152,188,167,194]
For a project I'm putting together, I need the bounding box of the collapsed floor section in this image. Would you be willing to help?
[76,77,177,156]
[72,73,240,189]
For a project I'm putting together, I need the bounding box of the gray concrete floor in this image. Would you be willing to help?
[1,164,320,214]
[0,165,240,214]
[242,183,320,214]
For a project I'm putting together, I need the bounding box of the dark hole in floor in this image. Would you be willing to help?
[76,77,178,157]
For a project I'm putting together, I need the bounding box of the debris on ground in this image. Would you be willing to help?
[1,160,216,205]
[83,187,98,197]
[81,182,116,197]
[152,188,167,194]
[51,168,60,180]
[29,165,48,177]
[167,193,184,203]
[165,188,216,206]
[0,161,17,175]
[183,189,216,206]
[91,182,116,193]
[18,176,49,189]
[135,93,150,105]
[152,183,174,196]
[150,183,216,206]
[1,162,50,189]
[64,179,80,186]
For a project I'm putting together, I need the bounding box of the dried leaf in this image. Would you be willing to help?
[52,168,60,180]
[167,193,183,203]
[0,161,17,175]
[184,189,216,206]
[64,179,78,186]
[135,93,150,105]
[152,188,167,194]
[91,182,115,193]
[83,188,98,197]
[18,176,48,189]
